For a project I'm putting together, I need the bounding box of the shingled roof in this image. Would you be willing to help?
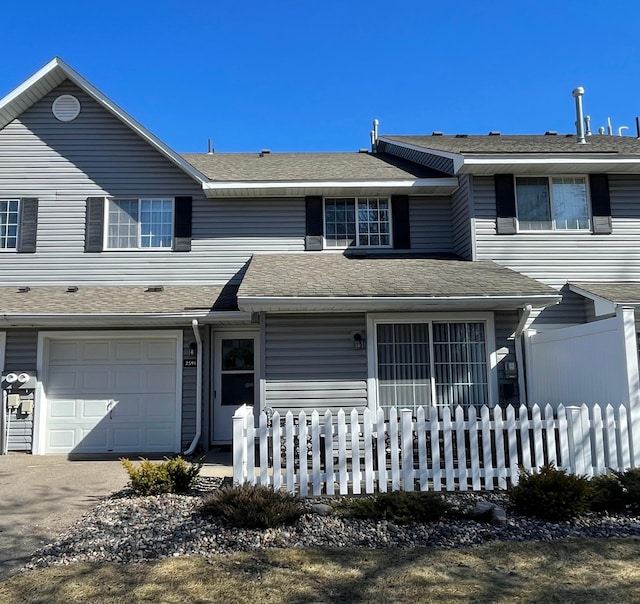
[570,282,640,304]
[181,151,444,181]
[381,134,640,155]
[237,254,560,312]
[0,285,236,320]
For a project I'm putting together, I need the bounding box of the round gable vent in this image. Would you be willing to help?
[52,95,80,122]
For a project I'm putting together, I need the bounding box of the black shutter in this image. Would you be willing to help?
[391,195,411,249]
[173,196,192,252]
[494,174,517,234]
[17,198,38,253]
[85,197,105,252]
[305,196,323,251]
[589,174,612,234]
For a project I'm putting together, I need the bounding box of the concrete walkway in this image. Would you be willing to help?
[0,451,232,580]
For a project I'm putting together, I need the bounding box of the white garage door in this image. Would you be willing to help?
[44,336,179,454]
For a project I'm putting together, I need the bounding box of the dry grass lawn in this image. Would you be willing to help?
[1,538,639,603]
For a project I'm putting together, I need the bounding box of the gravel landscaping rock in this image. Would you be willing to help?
[22,478,640,571]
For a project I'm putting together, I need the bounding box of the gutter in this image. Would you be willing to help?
[514,304,532,406]
[183,319,203,456]
[237,294,561,313]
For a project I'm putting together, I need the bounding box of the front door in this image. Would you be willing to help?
[212,332,257,444]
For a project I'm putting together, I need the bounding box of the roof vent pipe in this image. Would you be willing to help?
[607,117,613,136]
[636,117,640,138]
[371,119,379,152]
[572,87,586,144]
[584,115,592,136]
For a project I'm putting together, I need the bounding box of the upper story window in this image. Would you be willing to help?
[0,199,19,249]
[107,198,173,249]
[515,176,590,231]
[324,197,392,248]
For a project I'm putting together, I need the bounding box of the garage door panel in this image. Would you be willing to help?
[145,340,176,361]
[114,342,142,361]
[83,342,111,361]
[49,341,80,362]
[44,335,179,454]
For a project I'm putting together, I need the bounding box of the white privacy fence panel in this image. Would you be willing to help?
[233,402,637,495]
[525,308,634,407]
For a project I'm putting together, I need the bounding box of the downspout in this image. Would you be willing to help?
[183,319,202,456]
[514,304,532,406]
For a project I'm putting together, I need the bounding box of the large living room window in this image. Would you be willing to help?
[0,199,19,249]
[376,320,489,413]
[324,197,391,248]
[515,176,590,231]
[107,198,173,249]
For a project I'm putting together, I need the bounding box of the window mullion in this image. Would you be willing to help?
[137,198,143,248]
[548,176,556,231]
[428,322,436,409]
[355,198,360,247]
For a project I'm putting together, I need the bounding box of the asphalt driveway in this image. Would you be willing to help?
[0,454,128,580]
[0,451,233,581]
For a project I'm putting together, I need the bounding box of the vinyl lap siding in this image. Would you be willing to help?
[451,175,473,259]
[409,196,453,253]
[4,330,37,451]
[265,314,368,414]
[0,81,305,286]
[473,175,636,328]
[474,175,640,285]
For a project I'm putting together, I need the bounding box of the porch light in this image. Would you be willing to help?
[188,342,197,358]
[353,332,366,350]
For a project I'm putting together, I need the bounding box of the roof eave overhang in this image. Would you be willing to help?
[567,283,640,317]
[377,137,465,174]
[202,178,459,198]
[459,156,640,175]
[0,310,252,327]
[237,294,561,313]
[0,57,209,185]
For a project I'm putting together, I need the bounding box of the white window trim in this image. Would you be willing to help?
[366,312,498,414]
[0,198,20,251]
[104,197,175,250]
[322,196,393,250]
[514,175,592,233]
[34,330,183,455]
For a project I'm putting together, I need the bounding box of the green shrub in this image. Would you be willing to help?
[508,463,592,521]
[336,490,451,524]
[200,483,304,529]
[589,473,627,513]
[590,468,640,513]
[121,456,203,496]
[615,468,640,511]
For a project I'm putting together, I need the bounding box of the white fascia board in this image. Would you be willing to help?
[237,294,561,313]
[377,137,465,173]
[0,57,208,185]
[203,177,458,193]
[461,155,640,170]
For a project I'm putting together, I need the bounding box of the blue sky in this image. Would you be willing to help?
[3,1,640,152]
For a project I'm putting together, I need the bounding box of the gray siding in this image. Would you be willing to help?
[451,175,473,259]
[473,175,639,328]
[265,314,368,413]
[0,80,304,286]
[4,330,37,451]
[474,175,640,285]
[409,196,453,253]
[181,328,198,450]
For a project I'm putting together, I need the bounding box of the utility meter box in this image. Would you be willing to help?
[2,372,37,390]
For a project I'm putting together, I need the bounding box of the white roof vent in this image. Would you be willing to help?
[52,95,80,122]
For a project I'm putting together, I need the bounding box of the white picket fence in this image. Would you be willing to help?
[232,403,637,495]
